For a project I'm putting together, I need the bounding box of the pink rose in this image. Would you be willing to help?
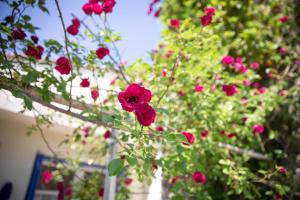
[221,56,234,65]
[252,124,264,134]
[222,84,238,96]
[193,171,206,184]
[182,131,195,145]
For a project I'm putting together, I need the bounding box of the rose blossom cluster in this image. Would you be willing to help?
[170,171,206,186]
[82,0,116,15]
[221,56,249,73]
[25,44,44,60]
[67,18,81,36]
[55,56,71,75]
[12,27,26,40]
[201,7,216,26]
[118,83,156,126]
[170,19,181,29]
[11,27,44,60]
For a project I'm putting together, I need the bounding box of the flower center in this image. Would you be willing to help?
[127,96,139,104]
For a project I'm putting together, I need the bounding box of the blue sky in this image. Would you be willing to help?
[0,0,163,63]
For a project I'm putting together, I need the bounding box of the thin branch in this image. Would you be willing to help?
[0,78,114,128]
[217,143,270,161]
[156,53,181,107]
[54,0,74,111]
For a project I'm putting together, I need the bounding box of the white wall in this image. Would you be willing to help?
[0,109,73,200]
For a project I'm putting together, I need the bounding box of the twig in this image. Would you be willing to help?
[156,54,181,107]
[0,78,114,128]
[54,0,74,111]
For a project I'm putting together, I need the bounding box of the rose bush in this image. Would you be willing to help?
[0,0,299,199]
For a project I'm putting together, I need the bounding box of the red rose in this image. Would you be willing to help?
[118,83,152,112]
[252,82,261,88]
[178,90,186,97]
[102,0,116,13]
[36,45,44,59]
[80,78,90,88]
[125,178,133,185]
[222,55,234,65]
[195,84,204,93]
[170,19,181,29]
[55,57,71,75]
[279,47,287,55]
[161,69,167,77]
[91,89,99,101]
[170,176,180,184]
[67,24,79,36]
[92,3,103,15]
[56,181,64,192]
[241,117,247,123]
[156,126,164,132]
[82,125,91,137]
[279,16,288,23]
[58,192,64,200]
[258,87,267,94]
[42,170,53,184]
[12,27,26,40]
[201,14,213,26]
[250,61,260,70]
[228,132,237,139]
[154,9,160,17]
[104,130,111,139]
[193,171,206,184]
[182,131,195,145]
[220,130,226,136]
[243,79,251,87]
[82,3,93,15]
[72,18,80,27]
[98,187,104,198]
[25,45,44,60]
[222,84,238,96]
[278,167,287,174]
[96,47,110,59]
[134,103,156,126]
[252,124,264,134]
[205,7,216,16]
[234,62,248,73]
[201,129,209,138]
[31,35,39,43]
[25,45,38,58]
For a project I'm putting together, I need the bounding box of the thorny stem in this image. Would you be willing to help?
[156,53,181,107]
[54,0,74,111]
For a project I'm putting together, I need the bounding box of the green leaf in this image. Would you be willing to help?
[22,71,39,84]
[24,96,33,110]
[127,156,138,166]
[165,133,176,141]
[108,159,124,176]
